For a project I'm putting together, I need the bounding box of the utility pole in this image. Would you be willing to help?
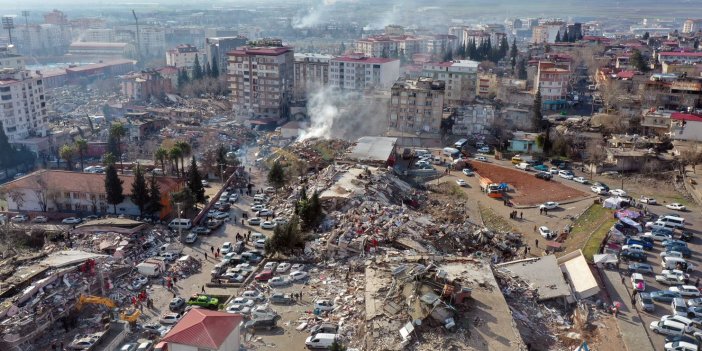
[21,11,29,56]
[131,10,142,64]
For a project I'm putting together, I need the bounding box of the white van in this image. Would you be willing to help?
[515,162,531,171]
[414,149,430,157]
[168,218,192,231]
[672,298,689,317]
[646,220,678,232]
[649,319,686,336]
[662,257,693,271]
[304,333,338,349]
[663,314,695,332]
[660,215,685,228]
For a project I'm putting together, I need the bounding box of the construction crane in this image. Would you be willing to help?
[132,10,141,63]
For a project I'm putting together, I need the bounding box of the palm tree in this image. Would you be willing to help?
[110,123,127,173]
[169,146,182,177]
[59,144,76,171]
[75,139,88,171]
[174,141,191,178]
[154,147,168,173]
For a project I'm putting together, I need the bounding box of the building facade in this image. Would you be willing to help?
[0,47,49,142]
[121,70,174,102]
[532,22,566,44]
[388,77,445,135]
[166,44,206,73]
[227,44,294,120]
[293,53,331,99]
[422,60,478,105]
[452,104,495,136]
[205,36,248,75]
[535,61,571,110]
[329,54,400,92]
[67,42,135,59]
[683,19,702,34]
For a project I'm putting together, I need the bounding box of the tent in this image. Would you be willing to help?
[619,217,643,233]
[603,197,628,209]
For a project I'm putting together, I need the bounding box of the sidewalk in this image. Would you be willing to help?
[600,268,655,351]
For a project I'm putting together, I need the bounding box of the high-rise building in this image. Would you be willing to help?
[535,61,571,110]
[205,36,248,75]
[532,22,566,44]
[388,77,445,135]
[683,19,702,34]
[227,44,294,120]
[0,46,48,142]
[166,44,206,74]
[43,9,68,26]
[329,54,400,92]
[293,53,332,99]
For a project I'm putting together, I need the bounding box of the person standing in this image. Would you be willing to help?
[535,239,539,248]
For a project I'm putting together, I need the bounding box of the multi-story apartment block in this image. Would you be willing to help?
[0,47,48,142]
[82,29,115,43]
[15,24,71,57]
[657,52,702,65]
[477,72,499,98]
[329,54,400,92]
[532,22,566,44]
[121,70,174,102]
[535,61,571,109]
[354,35,427,58]
[205,36,248,75]
[136,27,167,58]
[227,44,294,120]
[44,9,68,26]
[683,19,702,34]
[452,104,496,136]
[166,44,205,73]
[422,60,478,105]
[293,53,332,99]
[388,77,445,135]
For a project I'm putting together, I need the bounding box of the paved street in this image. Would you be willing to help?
[601,268,655,351]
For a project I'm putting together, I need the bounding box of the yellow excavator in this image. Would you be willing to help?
[76,295,142,322]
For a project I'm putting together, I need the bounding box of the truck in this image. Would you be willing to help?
[136,259,166,277]
[187,294,219,309]
[478,175,503,198]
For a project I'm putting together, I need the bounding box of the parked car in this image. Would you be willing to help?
[474,156,488,162]
[184,233,197,244]
[590,186,608,195]
[289,270,309,281]
[247,217,262,225]
[201,180,209,187]
[226,304,252,315]
[681,231,694,242]
[221,242,233,254]
[670,285,702,298]
[609,189,627,197]
[644,231,674,242]
[631,273,646,291]
[456,179,467,187]
[664,341,699,351]
[255,270,274,282]
[538,226,555,239]
[10,214,29,223]
[261,221,276,229]
[478,146,490,153]
[264,261,278,271]
[314,299,334,311]
[310,323,339,336]
[258,209,274,217]
[638,292,655,312]
[640,196,657,204]
[254,239,266,249]
[535,172,552,180]
[62,217,82,224]
[30,215,49,223]
[573,176,588,184]
[222,272,246,283]
[241,290,266,302]
[539,202,559,210]
[276,262,292,273]
[462,168,474,176]
[628,263,654,275]
[268,276,291,287]
[656,274,686,286]
[651,290,683,302]
[231,297,255,308]
[192,226,210,235]
[159,313,181,325]
[291,263,305,271]
[269,292,294,305]
[244,315,281,330]
[667,203,687,211]
[558,170,574,179]
[621,250,647,262]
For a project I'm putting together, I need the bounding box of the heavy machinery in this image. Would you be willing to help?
[76,295,141,322]
[477,175,503,199]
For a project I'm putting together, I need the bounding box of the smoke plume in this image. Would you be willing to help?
[299,87,388,141]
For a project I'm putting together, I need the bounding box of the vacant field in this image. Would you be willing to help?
[564,204,616,261]
[469,162,588,206]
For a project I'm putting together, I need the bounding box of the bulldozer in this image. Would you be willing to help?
[76,295,141,323]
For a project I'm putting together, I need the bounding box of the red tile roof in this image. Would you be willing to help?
[672,112,702,122]
[616,70,636,79]
[2,170,181,194]
[162,309,243,349]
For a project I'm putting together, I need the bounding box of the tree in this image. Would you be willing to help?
[59,144,76,171]
[586,140,607,178]
[211,58,219,78]
[130,165,150,217]
[296,190,323,231]
[562,28,569,43]
[109,123,126,173]
[204,61,211,78]
[517,59,527,80]
[177,68,189,88]
[629,49,648,72]
[154,147,168,173]
[192,54,203,80]
[169,146,182,177]
[642,32,650,40]
[174,141,191,177]
[555,31,561,43]
[104,163,124,214]
[263,215,307,256]
[186,156,206,204]
[75,139,88,171]
[171,187,195,213]
[147,174,163,216]
[443,47,453,62]
[339,41,346,55]
[499,36,509,60]
[532,90,543,131]
[267,161,287,190]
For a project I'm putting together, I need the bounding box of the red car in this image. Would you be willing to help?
[255,270,273,282]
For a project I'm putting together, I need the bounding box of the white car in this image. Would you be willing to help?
[664,341,698,351]
[234,263,255,273]
[478,146,490,153]
[456,179,467,187]
[10,214,29,223]
[643,231,674,241]
[222,272,246,283]
[159,313,181,325]
[31,216,49,223]
[261,221,276,229]
[474,156,488,162]
[539,202,559,210]
[650,320,688,336]
[572,176,588,184]
[264,261,278,271]
[590,185,608,195]
[62,217,82,224]
[221,242,233,254]
[268,276,290,287]
[251,204,265,212]
[265,186,276,194]
[670,285,701,298]
[254,239,266,249]
[291,263,305,271]
[226,304,251,315]
[184,232,197,244]
[276,262,291,273]
[289,270,309,281]
[666,203,687,211]
[462,168,474,176]
[213,211,229,220]
[247,217,262,225]
[610,189,627,197]
[640,196,657,204]
[231,297,255,307]
[549,167,559,174]
[539,226,555,239]
[241,290,266,302]
[229,194,239,203]
[314,299,334,311]
[660,251,684,259]
[558,170,574,180]
[257,209,274,217]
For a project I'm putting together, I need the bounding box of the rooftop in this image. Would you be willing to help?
[672,112,702,122]
[659,51,702,57]
[333,55,398,64]
[1,170,181,195]
[162,309,243,349]
[65,59,136,73]
[228,46,292,56]
[495,255,572,301]
[69,42,130,48]
[345,136,397,163]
